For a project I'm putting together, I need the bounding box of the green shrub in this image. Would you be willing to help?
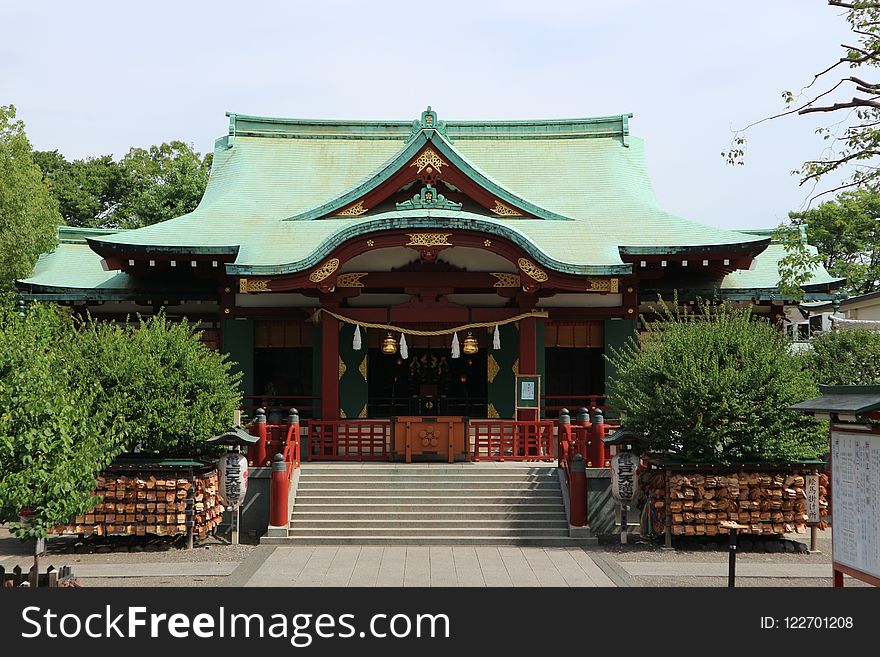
[0,303,125,539]
[807,327,880,385]
[606,301,826,463]
[70,314,242,457]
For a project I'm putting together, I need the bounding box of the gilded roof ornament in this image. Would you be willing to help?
[336,273,368,288]
[405,233,452,247]
[408,106,450,141]
[335,201,368,217]
[491,200,523,217]
[396,184,463,211]
[490,273,521,288]
[518,258,548,282]
[309,258,340,283]
[410,148,447,175]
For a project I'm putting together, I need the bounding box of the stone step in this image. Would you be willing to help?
[289,519,569,529]
[299,474,559,482]
[299,465,556,472]
[290,503,565,513]
[290,511,567,520]
[286,527,572,537]
[296,487,561,497]
[296,480,560,490]
[262,536,597,546]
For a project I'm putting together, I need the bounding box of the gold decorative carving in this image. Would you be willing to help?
[490,273,520,288]
[406,233,452,247]
[338,359,346,380]
[491,200,522,216]
[358,355,368,381]
[239,278,271,293]
[336,201,368,217]
[487,354,500,383]
[309,258,340,283]
[337,273,368,288]
[517,258,548,282]
[484,239,492,247]
[358,404,368,419]
[340,408,347,419]
[586,277,620,293]
[366,239,374,247]
[512,358,519,376]
[487,403,500,419]
[410,148,447,174]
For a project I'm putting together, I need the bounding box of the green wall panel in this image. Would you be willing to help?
[603,318,637,404]
[338,323,368,419]
[222,318,254,397]
[487,323,519,419]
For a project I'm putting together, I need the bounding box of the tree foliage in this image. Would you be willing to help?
[0,105,59,290]
[0,305,242,540]
[606,301,826,463]
[0,303,125,540]
[33,140,212,229]
[69,314,241,457]
[807,327,880,385]
[725,1,880,196]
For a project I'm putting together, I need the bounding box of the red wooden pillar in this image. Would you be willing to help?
[321,313,340,419]
[518,317,538,421]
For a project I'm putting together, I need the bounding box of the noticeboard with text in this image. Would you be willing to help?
[832,429,880,583]
[515,374,541,412]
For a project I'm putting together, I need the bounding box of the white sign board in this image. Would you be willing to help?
[218,452,249,508]
[520,381,535,401]
[611,452,639,506]
[832,430,880,581]
[806,474,820,524]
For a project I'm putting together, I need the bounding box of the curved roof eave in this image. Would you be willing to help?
[226,211,631,277]
[283,129,574,223]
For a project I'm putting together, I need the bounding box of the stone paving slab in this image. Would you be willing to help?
[73,562,239,578]
[243,546,610,587]
[620,561,833,578]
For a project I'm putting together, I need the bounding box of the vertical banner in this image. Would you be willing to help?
[806,473,820,524]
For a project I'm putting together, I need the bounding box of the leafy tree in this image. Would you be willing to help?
[0,105,59,290]
[725,1,880,195]
[808,328,880,385]
[606,301,826,463]
[32,150,123,228]
[70,314,241,457]
[0,303,125,540]
[114,142,212,229]
[776,188,880,298]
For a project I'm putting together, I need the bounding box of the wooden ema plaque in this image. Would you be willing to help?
[393,416,467,463]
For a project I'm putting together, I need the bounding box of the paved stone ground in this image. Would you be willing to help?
[242,546,615,587]
[2,524,868,588]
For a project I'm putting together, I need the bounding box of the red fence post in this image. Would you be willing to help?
[557,409,571,467]
[269,453,289,528]
[251,408,268,467]
[570,453,587,526]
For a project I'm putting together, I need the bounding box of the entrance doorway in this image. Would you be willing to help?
[368,347,487,417]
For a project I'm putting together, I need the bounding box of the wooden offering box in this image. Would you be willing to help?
[392,416,467,463]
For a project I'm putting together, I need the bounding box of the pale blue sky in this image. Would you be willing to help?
[1,0,853,229]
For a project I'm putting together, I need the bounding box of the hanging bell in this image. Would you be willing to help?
[462,331,479,355]
[381,331,397,355]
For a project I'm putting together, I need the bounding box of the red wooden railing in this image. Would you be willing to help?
[242,395,320,419]
[542,394,607,417]
[470,420,555,461]
[246,408,301,475]
[308,420,392,461]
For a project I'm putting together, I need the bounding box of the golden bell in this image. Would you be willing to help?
[462,331,479,355]
[382,331,398,355]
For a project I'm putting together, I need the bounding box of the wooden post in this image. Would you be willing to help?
[833,568,844,588]
[569,454,587,526]
[663,468,673,550]
[321,313,340,420]
[518,317,537,421]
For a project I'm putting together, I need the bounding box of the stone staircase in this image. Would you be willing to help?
[264,462,596,546]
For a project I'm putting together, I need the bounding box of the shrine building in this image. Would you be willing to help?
[18,107,843,463]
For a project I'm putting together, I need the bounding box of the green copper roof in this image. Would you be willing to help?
[77,109,767,277]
